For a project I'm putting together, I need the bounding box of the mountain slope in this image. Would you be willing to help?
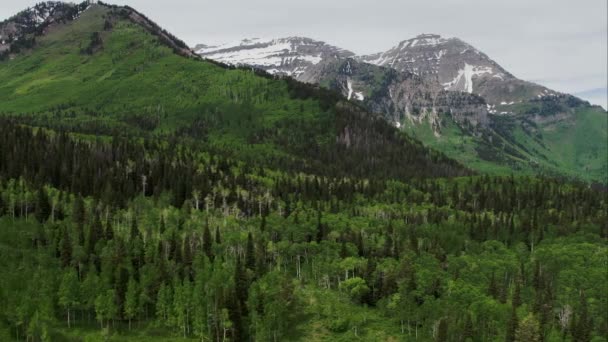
[0,3,469,180]
[194,35,607,182]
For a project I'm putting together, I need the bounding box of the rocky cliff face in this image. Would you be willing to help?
[300,58,489,132]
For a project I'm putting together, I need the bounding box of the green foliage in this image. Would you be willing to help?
[515,313,541,342]
[339,277,370,303]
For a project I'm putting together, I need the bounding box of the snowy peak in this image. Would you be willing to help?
[360,34,511,94]
[397,34,450,48]
[195,34,561,104]
[195,36,354,78]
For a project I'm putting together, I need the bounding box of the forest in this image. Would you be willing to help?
[0,119,606,341]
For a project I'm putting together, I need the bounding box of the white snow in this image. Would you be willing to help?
[435,49,446,60]
[196,37,326,75]
[347,79,354,100]
[442,63,494,93]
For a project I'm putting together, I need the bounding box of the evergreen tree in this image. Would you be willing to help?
[462,313,474,341]
[573,291,591,342]
[506,306,518,342]
[203,221,213,260]
[72,195,86,228]
[88,212,103,254]
[215,226,222,244]
[436,318,448,342]
[35,188,51,223]
[234,257,248,310]
[245,232,256,271]
[60,227,72,267]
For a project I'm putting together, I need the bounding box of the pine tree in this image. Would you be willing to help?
[234,257,248,310]
[105,218,114,241]
[130,217,139,241]
[60,227,72,267]
[462,313,474,341]
[245,232,256,271]
[316,210,324,242]
[215,226,222,244]
[573,291,591,342]
[88,212,103,254]
[506,306,518,342]
[512,278,522,308]
[35,188,51,223]
[436,318,448,341]
[488,271,499,299]
[72,195,86,227]
[203,221,213,260]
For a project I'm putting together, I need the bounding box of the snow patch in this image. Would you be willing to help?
[442,63,494,93]
[197,38,323,70]
[347,79,353,100]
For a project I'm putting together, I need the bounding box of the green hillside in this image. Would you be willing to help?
[0,4,467,180]
[402,106,607,183]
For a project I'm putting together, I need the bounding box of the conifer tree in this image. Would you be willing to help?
[203,221,213,260]
[245,232,255,271]
[35,188,51,223]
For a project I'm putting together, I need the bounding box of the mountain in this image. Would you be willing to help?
[196,36,355,78]
[194,35,608,182]
[0,2,469,181]
[360,34,555,104]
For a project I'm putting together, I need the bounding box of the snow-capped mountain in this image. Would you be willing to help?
[360,34,556,104]
[195,37,354,78]
[361,34,509,90]
[195,34,562,106]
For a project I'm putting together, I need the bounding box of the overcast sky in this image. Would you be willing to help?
[2,0,607,108]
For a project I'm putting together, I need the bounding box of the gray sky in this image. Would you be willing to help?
[2,0,607,108]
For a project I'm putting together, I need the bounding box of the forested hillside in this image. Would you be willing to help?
[0,119,606,341]
[0,2,606,342]
[0,3,468,180]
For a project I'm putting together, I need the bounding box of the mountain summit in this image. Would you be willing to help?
[360,34,554,104]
